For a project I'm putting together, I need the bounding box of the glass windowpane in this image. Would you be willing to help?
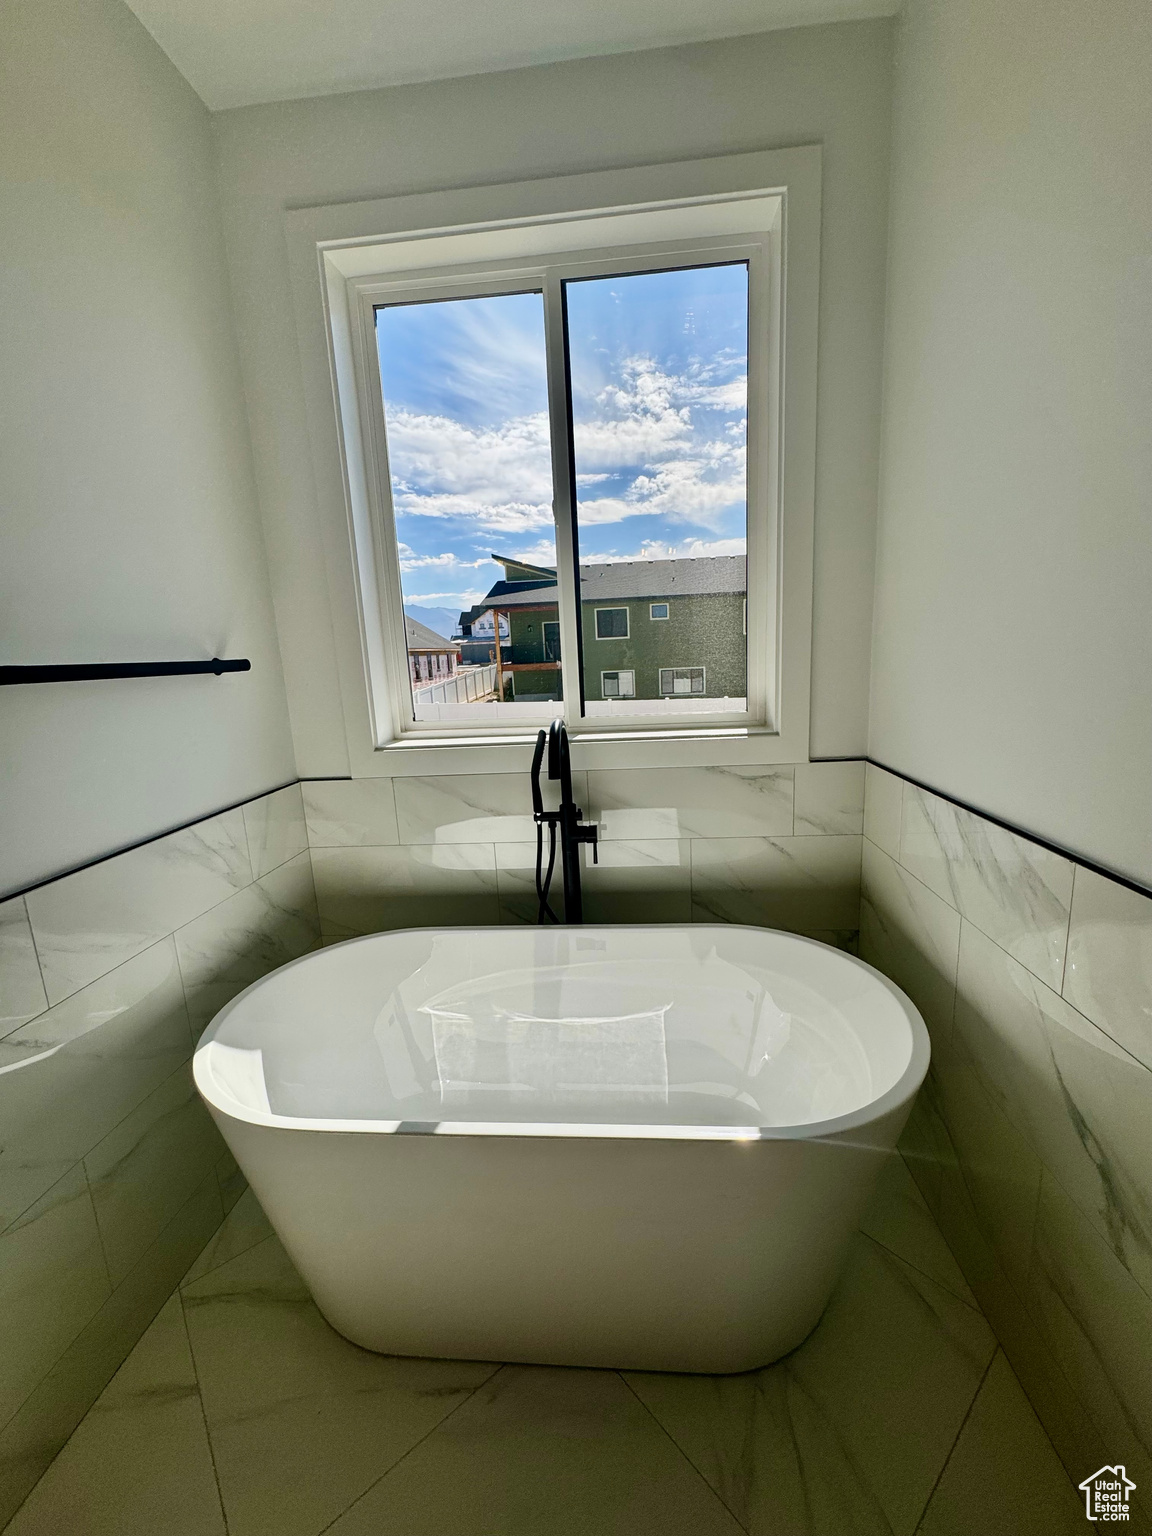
[374,291,562,723]
[564,263,749,718]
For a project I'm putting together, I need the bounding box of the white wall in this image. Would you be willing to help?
[211,20,894,773]
[870,0,1152,885]
[0,0,296,897]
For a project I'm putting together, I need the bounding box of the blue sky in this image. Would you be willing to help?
[375,263,748,623]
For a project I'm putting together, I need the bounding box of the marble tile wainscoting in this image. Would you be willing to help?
[303,761,866,941]
[0,786,321,1528]
[861,764,1152,1524]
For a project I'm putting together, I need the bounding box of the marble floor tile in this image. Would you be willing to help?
[622,1364,893,1536]
[3,1295,225,1536]
[175,852,320,1034]
[0,1175,223,1531]
[25,810,253,1005]
[0,1166,111,1431]
[859,839,961,1044]
[181,1235,497,1536]
[794,760,865,836]
[916,1351,1083,1536]
[215,1148,246,1213]
[1026,1173,1152,1510]
[0,896,47,1041]
[899,788,1073,989]
[311,844,500,937]
[932,1151,1111,1493]
[325,1363,745,1536]
[84,1063,223,1286]
[302,778,399,847]
[858,1152,976,1306]
[953,920,1152,1296]
[1063,866,1152,1071]
[242,784,308,879]
[690,835,861,931]
[785,1231,996,1536]
[180,1186,275,1288]
[863,764,904,860]
[0,939,193,1230]
[588,765,794,841]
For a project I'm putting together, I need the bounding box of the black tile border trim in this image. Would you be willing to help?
[4,779,300,904]
[828,755,1152,903]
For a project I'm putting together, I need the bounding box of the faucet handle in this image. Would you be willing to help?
[573,819,599,865]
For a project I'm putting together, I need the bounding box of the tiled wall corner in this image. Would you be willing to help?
[303,765,864,946]
[860,767,1152,1519]
[0,784,319,1528]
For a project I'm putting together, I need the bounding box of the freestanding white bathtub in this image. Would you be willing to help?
[193,926,928,1374]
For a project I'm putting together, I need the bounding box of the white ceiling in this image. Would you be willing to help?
[124,0,897,111]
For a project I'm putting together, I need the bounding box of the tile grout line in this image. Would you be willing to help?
[312,1363,508,1536]
[18,893,51,1020]
[1058,863,1076,998]
[910,1345,997,1535]
[178,1285,231,1536]
[616,1370,751,1534]
[857,1228,983,1316]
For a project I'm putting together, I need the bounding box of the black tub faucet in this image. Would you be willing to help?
[530,720,598,923]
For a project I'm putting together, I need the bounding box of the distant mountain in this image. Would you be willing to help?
[403,606,459,642]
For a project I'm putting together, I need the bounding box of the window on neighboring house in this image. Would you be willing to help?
[659,667,705,696]
[649,603,669,620]
[600,670,635,699]
[594,608,629,640]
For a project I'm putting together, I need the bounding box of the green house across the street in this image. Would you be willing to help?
[458,554,747,706]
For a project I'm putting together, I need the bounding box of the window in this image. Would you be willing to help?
[369,253,753,728]
[601,670,635,699]
[659,667,705,696]
[594,608,629,641]
[301,149,813,757]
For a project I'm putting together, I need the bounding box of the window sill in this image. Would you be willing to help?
[367,724,797,777]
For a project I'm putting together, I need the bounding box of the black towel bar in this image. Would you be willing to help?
[0,659,251,684]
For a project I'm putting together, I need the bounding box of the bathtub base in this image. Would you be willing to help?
[214,1109,905,1376]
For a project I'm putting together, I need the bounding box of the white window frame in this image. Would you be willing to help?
[659,666,706,697]
[284,147,821,775]
[600,669,636,700]
[594,607,630,641]
[649,603,670,621]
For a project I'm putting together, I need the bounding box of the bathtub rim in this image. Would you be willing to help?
[193,924,930,1145]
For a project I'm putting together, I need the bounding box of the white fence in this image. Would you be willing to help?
[411,662,498,710]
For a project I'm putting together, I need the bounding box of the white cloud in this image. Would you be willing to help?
[386,353,746,543]
[396,546,489,572]
[401,588,489,605]
[386,408,554,532]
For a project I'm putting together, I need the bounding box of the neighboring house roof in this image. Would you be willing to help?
[580,555,746,600]
[404,615,457,651]
[464,555,746,619]
[491,554,557,581]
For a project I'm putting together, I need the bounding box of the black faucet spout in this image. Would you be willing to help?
[531,721,598,924]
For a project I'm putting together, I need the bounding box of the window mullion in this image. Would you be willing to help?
[542,270,583,722]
